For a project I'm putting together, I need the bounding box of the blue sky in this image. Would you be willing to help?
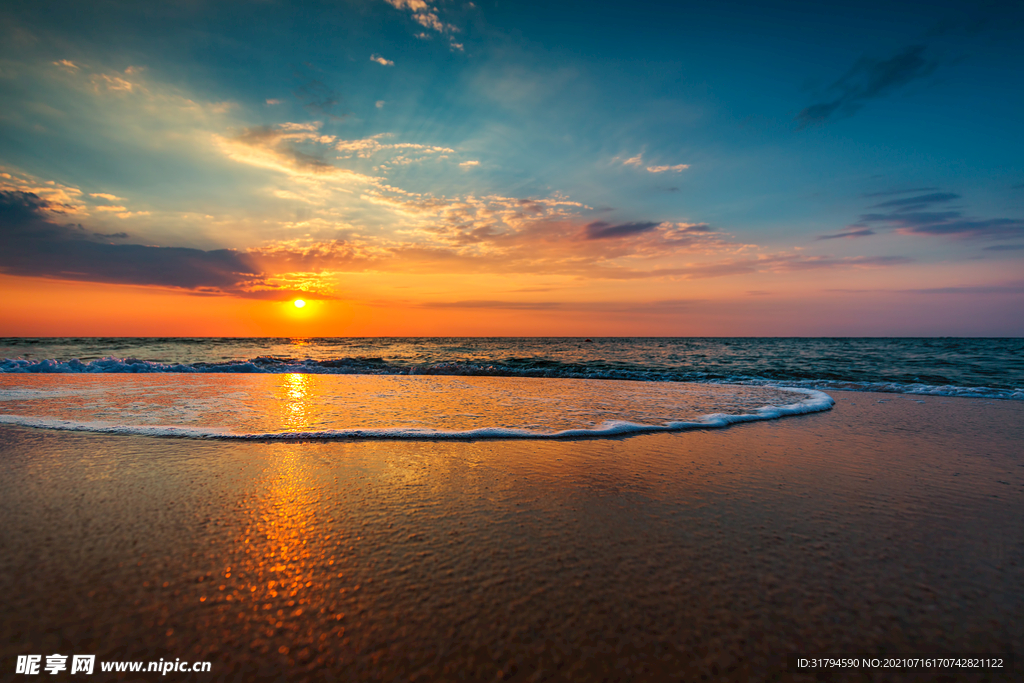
[1,0,1022,335]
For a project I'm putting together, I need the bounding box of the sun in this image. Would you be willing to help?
[293,299,306,308]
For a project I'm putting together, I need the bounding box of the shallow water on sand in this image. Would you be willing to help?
[1,393,1021,681]
[0,374,829,439]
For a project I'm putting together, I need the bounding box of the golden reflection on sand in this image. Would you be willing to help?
[230,443,349,664]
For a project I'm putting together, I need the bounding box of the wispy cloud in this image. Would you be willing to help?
[215,122,379,184]
[862,187,939,198]
[870,191,960,209]
[843,190,1024,240]
[645,164,689,173]
[817,228,876,240]
[615,153,689,174]
[370,54,394,67]
[797,45,938,127]
[382,0,461,49]
[415,298,707,315]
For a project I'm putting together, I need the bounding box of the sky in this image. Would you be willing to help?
[0,0,1022,336]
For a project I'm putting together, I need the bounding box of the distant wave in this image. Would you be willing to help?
[0,388,834,440]
[1,356,1020,400]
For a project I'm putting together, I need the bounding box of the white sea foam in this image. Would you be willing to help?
[0,383,833,440]
[735,379,1024,401]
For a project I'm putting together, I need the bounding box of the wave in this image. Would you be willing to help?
[2,355,1020,400]
[0,388,833,440]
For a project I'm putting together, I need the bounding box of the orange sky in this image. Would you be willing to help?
[3,270,1021,337]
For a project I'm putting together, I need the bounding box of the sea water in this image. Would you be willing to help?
[0,337,1020,439]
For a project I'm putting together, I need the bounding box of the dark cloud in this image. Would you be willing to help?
[94,231,129,239]
[796,45,938,128]
[817,228,876,240]
[858,211,1024,239]
[0,190,274,295]
[871,192,959,209]
[584,221,660,240]
[841,189,1024,241]
[862,187,939,198]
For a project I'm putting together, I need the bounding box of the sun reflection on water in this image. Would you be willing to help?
[281,373,313,431]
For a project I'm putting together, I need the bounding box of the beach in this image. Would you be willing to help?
[1,390,1021,681]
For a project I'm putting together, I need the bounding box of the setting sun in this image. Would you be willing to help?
[293,299,306,308]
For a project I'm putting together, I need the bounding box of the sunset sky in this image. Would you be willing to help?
[1,0,1022,336]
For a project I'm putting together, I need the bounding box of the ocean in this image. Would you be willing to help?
[0,337,1021,439]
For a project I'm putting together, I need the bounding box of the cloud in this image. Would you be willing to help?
[584,221,661,240]
[370,54,395,67]
[52,59,79,71]
[383,0,458,35]
[0,190,285,296]
[91,72,137,93]
[89,192,126,202]
[385,0,428,8]
[265,98,284,105]
[334,133,455,168]
[844,190,1024,240]
[902,282,1024,295]
[376,100,386,108]
[416,298,706,315]
[796,45,938,127]
[817,228,876,240]
[646,164,689,173]
[459,160,480,168]
[861,187,939,198]
[983,244,1024,251]
[870,191,959,209]
[615,153,688,173]
[216,123,379,184]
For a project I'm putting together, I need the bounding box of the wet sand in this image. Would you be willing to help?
[1,391,1022,681]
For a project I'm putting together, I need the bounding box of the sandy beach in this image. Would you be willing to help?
[1,390,1021,681]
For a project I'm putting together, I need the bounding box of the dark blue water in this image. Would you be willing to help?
[1,337,1021,399]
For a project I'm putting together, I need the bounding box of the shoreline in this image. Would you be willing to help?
[1,391,1022,681]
